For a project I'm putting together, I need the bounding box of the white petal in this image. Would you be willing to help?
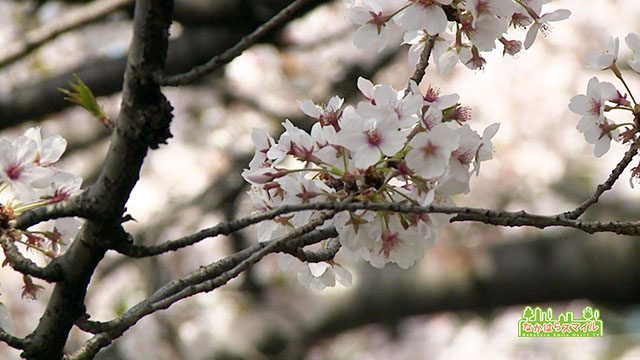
[298,99,322,118]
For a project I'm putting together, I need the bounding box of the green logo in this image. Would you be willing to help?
[518,306,603,337]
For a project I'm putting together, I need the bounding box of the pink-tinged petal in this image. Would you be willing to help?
[333,264,352,286]
[327,96,344,110]
[629,57,640,73]
[482,123,500,140]
[593,137,611,158]
[13,137,37,165]
[308,262,330,277]
[523,22,540,49]
[40,134,66,164]
[599,81,618,101]
[373,85,397,107]
[354,145,380,169]
[541,9,571,22]
[376,26,390,52]
[568,95,588,115]
[10,181,38,203]
[362,0,382,13]
[24,166,54,188]
[626,33,640,53]
[348,7,370,25]
[436,50,459,75]
[423,5,448,35]
[357,77,375,99]
[395,6,428,32]
[354,24,377,49]
[585,77,601,99]
[436,93,460,109]
[298,99,322,118]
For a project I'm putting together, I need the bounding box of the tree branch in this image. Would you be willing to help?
[0,327,24,351]
[283,237,341,263]
[0,233,65,282]
[14,194,94,230]
[20,0,175,357]
[112,200,640,259]
[404,35,436,96]
[158,0,313,86]
[0,0,133,69]
[561,141,639,219]
[71,215,337,359]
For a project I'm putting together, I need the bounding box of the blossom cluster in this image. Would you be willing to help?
[0,127,83,261]
[346,0,570,74]
[569,33,640,161]
[243,78,498,288]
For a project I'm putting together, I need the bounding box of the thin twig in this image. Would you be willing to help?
[0,0,133,69]
[15,194,93,230]
[115,200,640,262]
[0,328,24,350]
[158,0,312,86]
[561,142,639,220]
[0,233,64,282]
[404,35,437,97]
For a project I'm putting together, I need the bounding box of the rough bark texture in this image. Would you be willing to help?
[19,0,174,358]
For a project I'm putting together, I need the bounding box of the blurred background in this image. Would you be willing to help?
[1,0,640,358]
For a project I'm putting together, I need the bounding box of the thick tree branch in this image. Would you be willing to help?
[561,142,639,219]
[20,0,175,358]
[0,0,133,69]
[158,0,313,86]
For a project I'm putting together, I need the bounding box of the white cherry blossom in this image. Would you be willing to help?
[569,77,620,157]
[625,32,640,73]
[395,0,452,35]
[406,124,460,178]
[585,36,619,70]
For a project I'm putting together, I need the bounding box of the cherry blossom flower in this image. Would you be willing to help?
[625,32,640,73]
[279,255,352,290]
[298,96,344,130]
[0,137,53,202]
[569,77,620,157]
[465,0,513,24]
[356,81,422,128]
[23,127,67,167]
[522,2,571,50]
[395,0,452,35]
[347,0,395,52]
[412,82,459,110]
[585,36,619,70]
[406,124,460,178]
[338,106,407,169]
[361,215,433,269]
[461,12,508,51]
